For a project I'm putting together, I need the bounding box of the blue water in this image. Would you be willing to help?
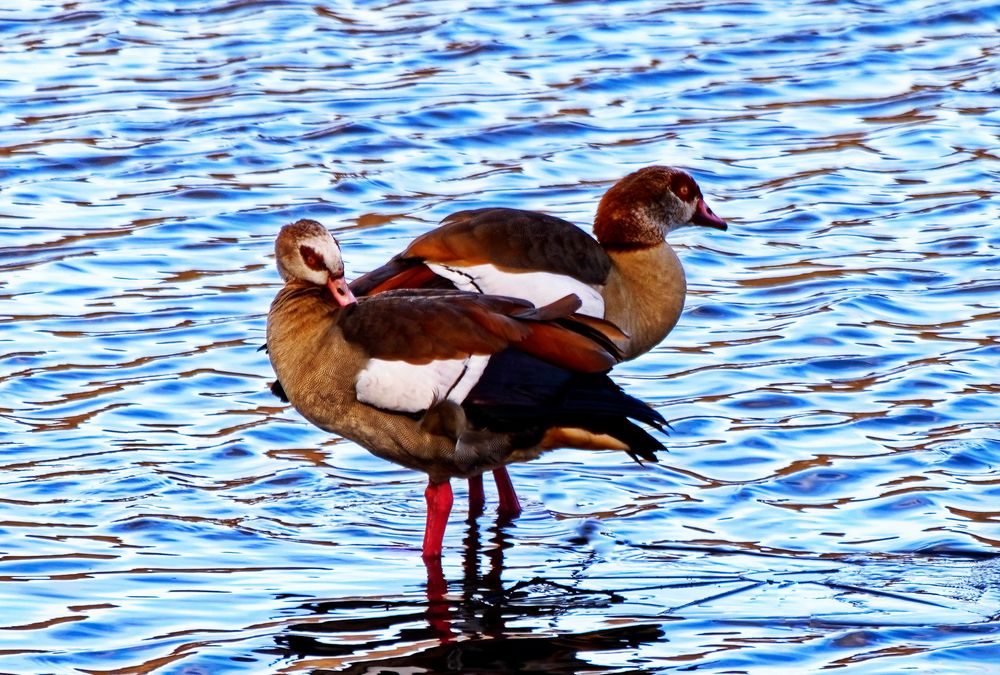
[2,0,999,672]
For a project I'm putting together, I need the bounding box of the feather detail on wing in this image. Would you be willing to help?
[338,291,529,363]
[350,208,614,307]
[418,208,612,283]
[350,258,450,296]
[337,289,628,413]
[463,350,668,462]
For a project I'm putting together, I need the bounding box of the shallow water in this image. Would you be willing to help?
[2,0,999,672]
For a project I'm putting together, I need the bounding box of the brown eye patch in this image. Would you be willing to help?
[670,172,699,202]
[299,245,326,272]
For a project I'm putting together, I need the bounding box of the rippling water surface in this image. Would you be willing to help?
[2,0,999,672]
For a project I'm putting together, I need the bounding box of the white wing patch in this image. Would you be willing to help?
[356,354,490,413]
[427,263,605,318]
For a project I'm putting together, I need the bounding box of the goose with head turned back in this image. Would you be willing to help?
[266,219,668,559]
[349,165,727,513]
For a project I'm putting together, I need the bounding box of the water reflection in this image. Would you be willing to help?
[270,515,1000,673]
[274,515,672,673]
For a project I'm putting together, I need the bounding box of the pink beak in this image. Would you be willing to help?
[326,275,357,307]
[692,197,727,230]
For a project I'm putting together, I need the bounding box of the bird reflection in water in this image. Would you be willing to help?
[422,506,516,641]
[275,513,663,673]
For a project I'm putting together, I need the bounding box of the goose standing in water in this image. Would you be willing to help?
[266,219,668,559]
[349,166,726,514]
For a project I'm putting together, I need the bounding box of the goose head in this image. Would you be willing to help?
[275,219,357,307]
[593,166,727,248]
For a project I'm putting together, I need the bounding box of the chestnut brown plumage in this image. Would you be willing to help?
[348,166,725,512]
[352,165,727,360]
[266,219,667,559]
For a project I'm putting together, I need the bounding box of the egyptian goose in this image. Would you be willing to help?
[266,219,668,559]
[351,165,727,360]
[348,166,725,514]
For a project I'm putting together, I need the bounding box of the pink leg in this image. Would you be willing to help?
[492,466,522,516]
[422,480,453,560]
[468,474,485,516]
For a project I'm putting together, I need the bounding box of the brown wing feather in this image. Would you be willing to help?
[555,314,629,356]
[514,323,618,373]
[338,292,511,363]
[403,208,612,283]
[350,258,450,296]
[337,289,618,372]
[509,293,581,321]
